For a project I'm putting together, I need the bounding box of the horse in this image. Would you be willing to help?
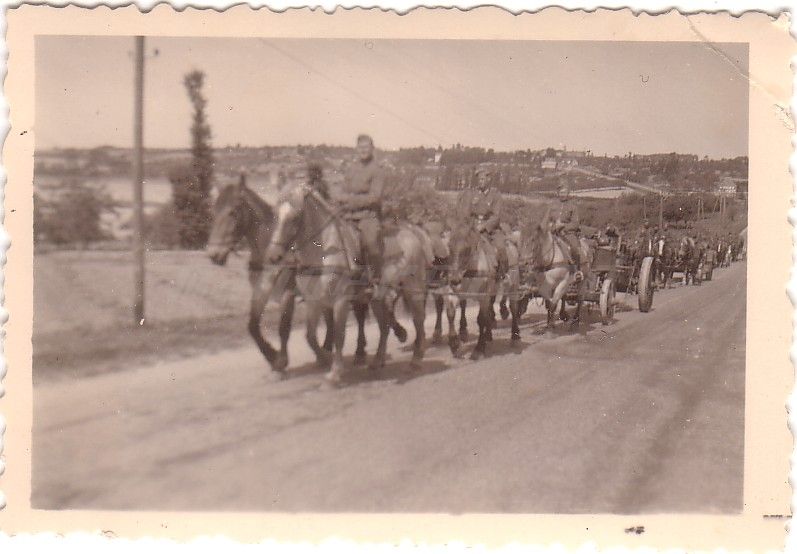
[526,212,592,333]
[676,236,702,286]
[441,218,522,360]
[206,175,335,378]
[432,231,522,351]
[265,183,430,384]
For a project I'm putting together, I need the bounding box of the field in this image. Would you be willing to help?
[33,249,268,382]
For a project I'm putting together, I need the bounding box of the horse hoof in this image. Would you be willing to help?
[394,326,408,344]
[409,358,423,372]
[368,359,385,372]
[265,370,287,383]
[470,350,483,361]
[316,352,332,368]
[324,370,342,386]
[432,331,443,345]
[449,338,461,355]
[500,305,510,320]
[353,352,367,366]
[459,329,469,343]
[511,331,521,342]
[271,354,289,373]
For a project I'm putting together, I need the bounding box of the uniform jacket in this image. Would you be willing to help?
[338,157,385,220]
[552,197,580,233]
[460,187,502,233]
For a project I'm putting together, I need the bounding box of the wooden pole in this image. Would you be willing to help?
[133,36,146,324]
[658,193,663,230]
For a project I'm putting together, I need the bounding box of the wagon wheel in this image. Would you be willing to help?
[637,256,654,313]
[599,278,616,325]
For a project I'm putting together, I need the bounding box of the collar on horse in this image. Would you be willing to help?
[533,232,573,272]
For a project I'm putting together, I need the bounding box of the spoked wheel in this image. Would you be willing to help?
[599,278,616,325]
[637,256,654,313]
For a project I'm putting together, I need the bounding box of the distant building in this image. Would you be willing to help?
[716,176,746,196]
[541,157,558,174]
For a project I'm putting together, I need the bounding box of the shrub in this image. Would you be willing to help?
[34,180,115,247]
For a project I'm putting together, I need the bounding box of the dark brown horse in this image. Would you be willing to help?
[207,175,333,378]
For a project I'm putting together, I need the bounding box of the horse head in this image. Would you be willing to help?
[677,236,692,261]
[528,213,553,271]
[447,222,477,288]
[266,184,326,263]
[207,174,251,266]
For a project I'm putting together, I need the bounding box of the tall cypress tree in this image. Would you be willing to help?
[171,70,214,249]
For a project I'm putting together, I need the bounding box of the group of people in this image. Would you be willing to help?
[299,133,743,290]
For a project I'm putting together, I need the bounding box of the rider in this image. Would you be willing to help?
[460,164,507,278]
[336,134,385,286]
[552,173,583,279]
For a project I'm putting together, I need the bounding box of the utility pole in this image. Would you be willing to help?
[658,193,664,230]
[133,36,146,325]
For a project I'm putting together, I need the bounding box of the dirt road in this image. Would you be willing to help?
[33,262,745,513]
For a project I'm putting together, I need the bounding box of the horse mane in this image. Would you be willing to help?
[240,184,274,225]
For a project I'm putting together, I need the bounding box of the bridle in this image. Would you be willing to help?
[269,185,353,271]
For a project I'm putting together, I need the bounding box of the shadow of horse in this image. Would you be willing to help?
[273,353,452,388]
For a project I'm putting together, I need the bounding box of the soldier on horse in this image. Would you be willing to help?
[551,174,584,281]
[456,163,508,278]
[334,134,386,290]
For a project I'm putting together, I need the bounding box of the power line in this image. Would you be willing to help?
[258,39,444,145]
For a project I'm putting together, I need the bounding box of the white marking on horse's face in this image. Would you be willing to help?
[272,200,296,244]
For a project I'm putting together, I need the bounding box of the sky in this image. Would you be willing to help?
[35,37,749,158]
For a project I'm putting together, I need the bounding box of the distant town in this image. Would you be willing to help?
[34,144,748,198]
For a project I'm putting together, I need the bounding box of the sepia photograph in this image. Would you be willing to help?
[30,34,750,513]
[1,6,793,551]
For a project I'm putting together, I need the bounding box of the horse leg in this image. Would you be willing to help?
[368,296,391,372]
[544,300,557,336]
[559,299,569,322]
[570,298,582,330]
[432,293,444,344]
[322,307,334,352]
[499,295,510,320]
[518,294,529,317]
[325,298,351,385]
[447,294,461,356]
[247,273,278,368]
[390,295,408,344]
[470,303,490,360]
[509,292,521,342]
[459,298,469,342]
[352,301,368,366]
[486,294,496,342]
[406,288,427,371]
[305,303,331,368]
[272,289,295,373]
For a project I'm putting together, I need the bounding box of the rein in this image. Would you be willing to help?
[532,231,570,272]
